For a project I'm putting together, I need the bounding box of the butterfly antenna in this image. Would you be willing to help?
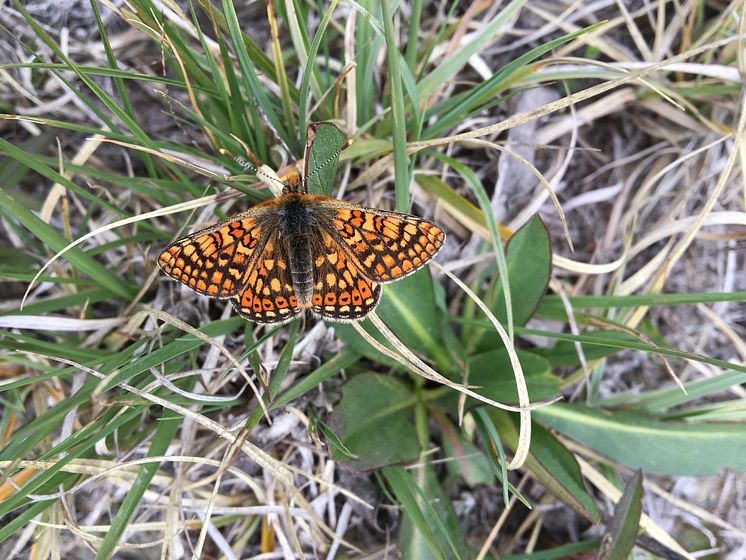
[306,149,343,183]
[220,143,285,198]
[229,133,263,169]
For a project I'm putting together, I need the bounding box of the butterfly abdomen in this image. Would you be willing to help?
[281,195,315,305]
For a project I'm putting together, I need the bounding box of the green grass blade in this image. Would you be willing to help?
[429,152,513,341]
[0,187,132,300]
[600,370,746,412]
[403,0,423,72]
[382,0,411,212]
[272,349,359,409]
[89,0,137,122]
[417,0,527,98]
[383,466,448,559]
[298,0,338,147]
[95,410,182,559]
[222,0,289,148]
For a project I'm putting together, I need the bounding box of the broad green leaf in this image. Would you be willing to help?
[334,270,454,374]
[448,349,560,410]
[534,403,746,475]
[597,470,643,560]
[332,317,402,369]
[327,373,419,470]
[529,331,636,367]
[600,370,746,412]
[438,314,470,395]
[527,422,601,523]
[304,122,347,196]
[376,271,449,365]
[474,215,551,352]
[488,411,601,522]
[438,416,493,486]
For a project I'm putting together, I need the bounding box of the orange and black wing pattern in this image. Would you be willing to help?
[310,230,381,321]
[158,208,271,298]
[231,231,301,324]
[319,201,445,283]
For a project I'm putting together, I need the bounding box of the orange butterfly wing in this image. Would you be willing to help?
[319,201,445,282]
[231,231,301,324]
[158,203,276,298]
[310,231,381,321]
[159,194,445,324]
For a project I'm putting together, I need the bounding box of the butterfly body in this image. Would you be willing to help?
[277,194,317,305]
[159,187,445,325]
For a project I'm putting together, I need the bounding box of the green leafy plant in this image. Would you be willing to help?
[1,1,745,558]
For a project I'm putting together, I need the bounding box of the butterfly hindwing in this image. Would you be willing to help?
[231,231,301,324]
[310,231,381,321]
[318,200,445,282]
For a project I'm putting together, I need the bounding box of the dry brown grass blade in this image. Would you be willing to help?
[461,137,574,251]
[130,309,271,422]
[407,34,743,152]
[626,94,746,330]
[433,263,534,470]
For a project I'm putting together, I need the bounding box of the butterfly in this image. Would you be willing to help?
[158,127,445,324]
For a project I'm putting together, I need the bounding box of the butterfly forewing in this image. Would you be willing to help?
[310,230,381,321]
[318,201,445,282]
[158,212,270,298]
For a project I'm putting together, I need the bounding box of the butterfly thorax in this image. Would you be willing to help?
[279,194,316,306]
